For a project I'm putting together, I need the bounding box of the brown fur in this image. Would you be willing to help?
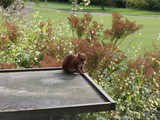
[62,53,87,74]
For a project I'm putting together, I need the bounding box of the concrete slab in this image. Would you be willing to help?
[0,70,104,111]
[0,68,115,120]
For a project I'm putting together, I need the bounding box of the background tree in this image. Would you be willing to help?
[100,0,107,10]
[128,0,160,10]
[0,0,15,8]
[91,0,107,10]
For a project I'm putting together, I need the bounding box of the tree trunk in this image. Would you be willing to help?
[101,4,104,10]
[101,0,105,10]
[45,0,47,5]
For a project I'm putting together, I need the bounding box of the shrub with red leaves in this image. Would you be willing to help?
[39,19,54,38]
[86,21,103,43]
[69,13,132,78]
[5,21,19,42]
[72,38,126,78]
[0,63,15,69]
[119,44,160,86]
[68,13,92,38]
[0,36,10,50]
[39,54,61,68]
[68,12,142,46]
[104,12,143,44]
[101,44,160,119]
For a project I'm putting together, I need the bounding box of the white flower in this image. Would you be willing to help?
[157,33,160,40]
[0,7,2,12]
[36,11,39,15]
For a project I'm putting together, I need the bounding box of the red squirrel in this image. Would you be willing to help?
[62,53,87,74]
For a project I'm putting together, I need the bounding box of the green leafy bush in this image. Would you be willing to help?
[104,45,160,119]
[0,1,72,68]
[145,0,160,11]
[128,0,160,10]
[0,2,48,68]
[91,0,127,8]
[91,0,160,10]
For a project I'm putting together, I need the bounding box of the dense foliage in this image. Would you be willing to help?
[0,1,159,119]
[128,0,160,11]
[91,0,160,10]
[0,0,15,8]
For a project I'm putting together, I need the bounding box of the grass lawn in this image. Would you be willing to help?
[35,1,160,16]
[32,1,160,56]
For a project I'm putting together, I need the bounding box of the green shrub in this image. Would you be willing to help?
[91,0,160,10]
[91,0,127,8]
[105,45,160,119]
[114,0,126,7]
[145,0,160,11]
[129,0,160,10]
[0,0,15,8]
[129,0,148,9]
[0,1,72,68]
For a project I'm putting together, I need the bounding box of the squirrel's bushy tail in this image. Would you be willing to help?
[62,55,70,72]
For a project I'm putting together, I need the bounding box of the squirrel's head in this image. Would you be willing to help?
[77,53,87,64]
